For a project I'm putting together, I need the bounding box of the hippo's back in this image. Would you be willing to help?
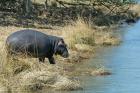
[6,29,51,57]
[7,30,48,41]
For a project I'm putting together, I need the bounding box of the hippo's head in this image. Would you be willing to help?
[54,39,69,58]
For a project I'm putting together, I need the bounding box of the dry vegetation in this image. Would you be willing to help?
[0,19,118,92]
[62,19,121,49]
[0,0,139,92]
[129,4,140,17]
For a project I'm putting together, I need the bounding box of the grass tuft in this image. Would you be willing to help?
[62,19,95,49]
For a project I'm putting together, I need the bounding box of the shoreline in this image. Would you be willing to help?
[0,24,121,92]
[0,18,136,92]
[0,2,140,92]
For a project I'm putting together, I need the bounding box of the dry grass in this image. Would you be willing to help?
[94,31,121,46]
[129,4,140,17]
[0,19,120,92]
[62,19,95,49]
[0,49,82,92]
[0,26,82,92]
[62,19,120,50]
[10,70,82,92]
[52,75,81,90]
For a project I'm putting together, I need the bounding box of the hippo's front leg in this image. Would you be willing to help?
[39,57,45,63]
[48,57,55,64]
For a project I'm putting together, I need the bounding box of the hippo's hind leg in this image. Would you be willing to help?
[6,51,18,62]
[39,57,45,63]
[48,57,55,64]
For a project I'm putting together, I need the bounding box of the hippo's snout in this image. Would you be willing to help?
[55,43,69,58]
[62,52,69,58]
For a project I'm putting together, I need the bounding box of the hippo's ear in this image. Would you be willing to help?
[58,38,64,45]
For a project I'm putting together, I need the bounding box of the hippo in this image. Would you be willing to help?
[5,29,69,64]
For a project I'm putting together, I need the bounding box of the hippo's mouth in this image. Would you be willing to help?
[62,53,69,58]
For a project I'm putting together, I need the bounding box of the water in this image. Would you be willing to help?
[69,21,140,93]
[47,21,140,93]
[136,0,140,3]
[40,22,140,93]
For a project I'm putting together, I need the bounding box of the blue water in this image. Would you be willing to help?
[41,21,140,93]
[59,20,140,93]
[136,0,140,3]
[79,21,140,93]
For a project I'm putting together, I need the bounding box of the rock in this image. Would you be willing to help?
[91,68,112,76]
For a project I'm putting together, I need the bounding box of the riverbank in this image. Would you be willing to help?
[0,21,136,93]
[0,21,120,92]
[0,1,139,93]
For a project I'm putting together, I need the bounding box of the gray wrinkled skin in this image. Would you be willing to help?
[6,29,69,64]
